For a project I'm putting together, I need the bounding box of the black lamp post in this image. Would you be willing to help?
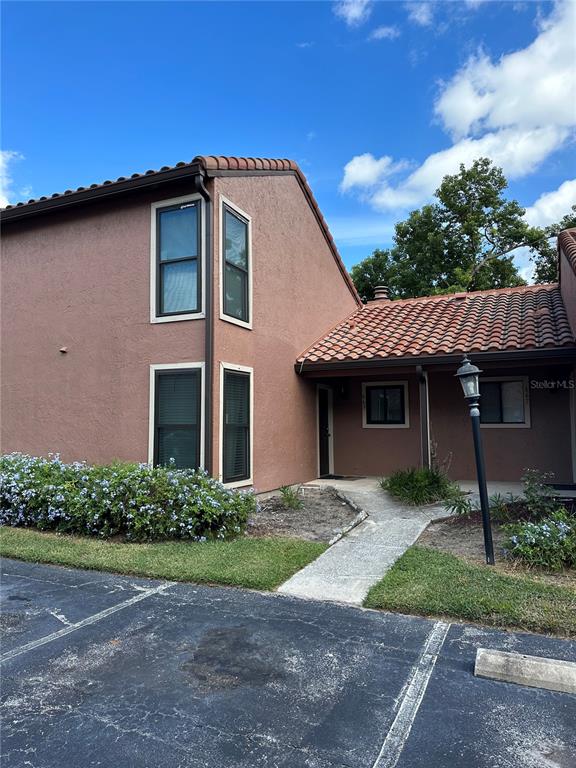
[455,355,495,565]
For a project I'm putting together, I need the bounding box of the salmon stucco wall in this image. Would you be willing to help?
[429,369,573,482]
[326,366,573,482]
[331,375,421,477]
[560,249,576,337]
[211,174,359,492]
[1,183,208,465]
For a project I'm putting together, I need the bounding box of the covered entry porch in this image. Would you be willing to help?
[297,283,576,486]
[307,355,575,485]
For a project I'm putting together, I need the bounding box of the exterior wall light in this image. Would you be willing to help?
[455,355,495,565]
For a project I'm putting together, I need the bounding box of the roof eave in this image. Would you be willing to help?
[296,346,576,373]
[0,162,204,223]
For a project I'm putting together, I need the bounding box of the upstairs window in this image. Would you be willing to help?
[222,202,251,326]
[480,379,529,426]
[154,200,201,318]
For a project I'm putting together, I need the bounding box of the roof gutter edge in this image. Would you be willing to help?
[1,163,203,223]
[295,346,576,373]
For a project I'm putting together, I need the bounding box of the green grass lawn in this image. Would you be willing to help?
[0,527,327,591]
[364,546,576,637]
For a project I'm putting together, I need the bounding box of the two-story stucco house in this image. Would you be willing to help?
[2,156,575,491]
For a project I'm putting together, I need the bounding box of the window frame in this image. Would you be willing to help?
[219,362,254,488]
[150,194,205,323]
[479,376,531,429]
[362,381,410,429]
[148,362,205,468]
[219,195,253,330]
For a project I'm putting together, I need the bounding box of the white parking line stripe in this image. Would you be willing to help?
[372,620,451,768]
[1,582,174,663]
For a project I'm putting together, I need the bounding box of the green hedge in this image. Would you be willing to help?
[0,453,255,542]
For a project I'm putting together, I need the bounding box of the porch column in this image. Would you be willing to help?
[417,366,431,469]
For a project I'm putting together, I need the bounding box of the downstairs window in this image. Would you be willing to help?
[154,369,202,469]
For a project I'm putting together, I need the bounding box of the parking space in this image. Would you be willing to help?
[1,559,575,768]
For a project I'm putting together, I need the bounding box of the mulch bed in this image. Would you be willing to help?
[247,487,360,543]
[419,511,576,588]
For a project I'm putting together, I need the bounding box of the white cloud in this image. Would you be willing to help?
[296,41,314,49]
[340,153,408,192]
[525,179,576,227]
[519,262,536,284]
[0,150,23,207]
[341,0,576,212]
[369,126,568,210]
[333,0,372,27]
[435,1,576,140]
[405,2,433,26]
[369,25,400,41]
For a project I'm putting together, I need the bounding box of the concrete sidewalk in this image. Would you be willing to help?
[277,478,447,605]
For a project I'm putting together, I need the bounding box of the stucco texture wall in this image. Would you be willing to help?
[211,174,359,492]
[429,368,573,482]
[331,375,421,477]
[1,183,206,465]
[325,365,573,483]
[560,250,576,337]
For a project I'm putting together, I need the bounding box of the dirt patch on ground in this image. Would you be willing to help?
[419,512,576,588]
[247,487,360,543]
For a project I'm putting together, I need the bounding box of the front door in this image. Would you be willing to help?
[318,386,332,477]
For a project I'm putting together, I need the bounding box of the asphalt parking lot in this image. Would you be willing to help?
[1,558,575,768]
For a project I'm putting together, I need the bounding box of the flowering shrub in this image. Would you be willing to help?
[0,453,254,542]
[504,510,576,571]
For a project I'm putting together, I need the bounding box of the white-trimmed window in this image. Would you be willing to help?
[150,195,205,323]
[480,377,530,427]
[220,196,252,329]
[148,363,205,469]
[220,363,253,487]
[362,382,409,428]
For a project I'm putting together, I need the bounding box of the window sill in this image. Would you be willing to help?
[151,312,205,324]
[219,312,252,330]
[222,477,253,489]
[480,422,531,429]
[362,423,410,429]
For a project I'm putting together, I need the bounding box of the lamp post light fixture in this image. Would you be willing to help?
[455,355,495,566]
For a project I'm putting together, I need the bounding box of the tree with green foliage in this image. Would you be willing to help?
[533,204,576,283]
[350,159,575,301]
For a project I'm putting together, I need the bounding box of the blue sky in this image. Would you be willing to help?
[2,0,575,277]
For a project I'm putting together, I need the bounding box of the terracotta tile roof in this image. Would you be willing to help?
[1,154,360,303]
[559,228,576,273]
[297,284,576,365]
[196,156,300,173]
[1,159,200,211]
[0,156,302,212]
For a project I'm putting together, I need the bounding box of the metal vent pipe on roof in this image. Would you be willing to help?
[373,285,390,300]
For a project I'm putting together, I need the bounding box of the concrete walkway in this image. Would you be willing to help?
[277,477,447,606]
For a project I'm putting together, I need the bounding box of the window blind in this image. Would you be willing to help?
[223,371,250,483]
[155,370,201,469]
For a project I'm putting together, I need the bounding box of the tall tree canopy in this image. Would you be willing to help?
[350,158,576,301]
